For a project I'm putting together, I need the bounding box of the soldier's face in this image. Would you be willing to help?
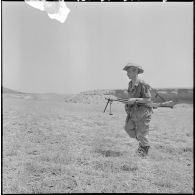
[127,67,139,79]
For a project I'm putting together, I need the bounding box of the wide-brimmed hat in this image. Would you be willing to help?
[123,63,144,74]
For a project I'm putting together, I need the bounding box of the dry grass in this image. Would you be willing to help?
[3,95,193,193]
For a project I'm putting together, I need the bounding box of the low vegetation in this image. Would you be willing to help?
[2,89,193,193]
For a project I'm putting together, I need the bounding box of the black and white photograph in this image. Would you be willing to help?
[1,0,193,193]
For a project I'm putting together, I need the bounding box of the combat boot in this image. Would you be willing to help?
[144,146,150,155]
[136,145,150,157]
[136,144,145,157]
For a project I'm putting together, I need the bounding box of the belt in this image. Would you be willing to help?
[128,104,151,109]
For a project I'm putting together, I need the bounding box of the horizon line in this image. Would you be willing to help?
[2,86,194,95]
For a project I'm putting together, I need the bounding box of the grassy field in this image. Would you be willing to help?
[3,95,193,193]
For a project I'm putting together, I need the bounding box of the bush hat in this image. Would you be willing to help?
[123,63,144,74]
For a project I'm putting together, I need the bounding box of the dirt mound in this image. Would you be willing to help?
[64,90,117,104]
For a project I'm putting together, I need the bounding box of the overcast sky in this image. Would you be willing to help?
[2,2,193,94]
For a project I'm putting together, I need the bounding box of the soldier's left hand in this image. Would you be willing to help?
[128,98,137,105]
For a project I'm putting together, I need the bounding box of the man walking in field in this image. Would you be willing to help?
[123,63,153,157]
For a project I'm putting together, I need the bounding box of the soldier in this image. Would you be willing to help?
[123,62,153,157]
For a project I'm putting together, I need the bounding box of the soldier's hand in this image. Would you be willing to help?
[128,98,137,105]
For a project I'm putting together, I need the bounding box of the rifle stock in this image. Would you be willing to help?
[147,101,175,109]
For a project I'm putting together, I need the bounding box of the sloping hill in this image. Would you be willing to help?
[3,87,25,94]
[2,87,71,102]
[3,87,36,100]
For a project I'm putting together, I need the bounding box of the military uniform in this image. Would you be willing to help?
[123,63,153,156]
[124,79,153,147]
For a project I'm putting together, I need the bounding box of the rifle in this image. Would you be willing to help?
[103,97,175,115]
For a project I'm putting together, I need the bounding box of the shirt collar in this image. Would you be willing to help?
[129,79,140,87]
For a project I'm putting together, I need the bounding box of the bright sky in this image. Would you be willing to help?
[2,2,193,94]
